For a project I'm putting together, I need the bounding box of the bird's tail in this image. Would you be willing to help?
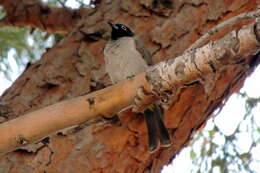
[144,104,172,153]
[152,104,172,147]
[144,107,159,152]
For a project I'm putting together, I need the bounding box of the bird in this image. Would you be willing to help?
[104,21,172,152]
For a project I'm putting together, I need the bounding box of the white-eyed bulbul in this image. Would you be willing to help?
[104,22,172,152]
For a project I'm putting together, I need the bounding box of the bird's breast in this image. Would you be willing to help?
[104,37,148,84]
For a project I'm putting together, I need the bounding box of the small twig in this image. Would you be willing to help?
[187,8,260,51]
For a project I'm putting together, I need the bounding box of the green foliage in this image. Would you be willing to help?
[0,7,55,81]
[189,93,260,173]
[0,0,92,80]
[0,26,55,80]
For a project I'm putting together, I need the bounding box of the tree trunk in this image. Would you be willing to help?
[0,0,259,172]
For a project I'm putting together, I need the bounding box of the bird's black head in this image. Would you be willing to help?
[108,22,134,40]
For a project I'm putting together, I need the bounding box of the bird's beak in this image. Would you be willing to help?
[107,21,114,28]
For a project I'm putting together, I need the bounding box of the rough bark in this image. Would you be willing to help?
[0,0,90,34]
[1,19,259,155]
[0,0,259,173]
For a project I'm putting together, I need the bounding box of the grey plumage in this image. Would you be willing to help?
[104,22,172,152]
[104,37,148,84]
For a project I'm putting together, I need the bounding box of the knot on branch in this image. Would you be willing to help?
[16,135,29,146]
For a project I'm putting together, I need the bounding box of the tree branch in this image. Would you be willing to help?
[0,0,92,34]
[0,74,150,154]
[147,22,260,95]
[0,17,259,154]
[187,8,260,50]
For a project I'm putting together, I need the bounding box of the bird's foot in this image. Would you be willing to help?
[132,86,155,113]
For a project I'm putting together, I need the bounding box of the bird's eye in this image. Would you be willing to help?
[121,26,127,30]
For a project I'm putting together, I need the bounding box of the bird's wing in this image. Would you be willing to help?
[134,37,153,65]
